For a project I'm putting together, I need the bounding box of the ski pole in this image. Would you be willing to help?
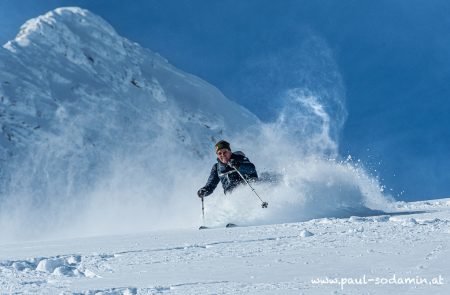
[201,197,205,223]
[229,164,268,208]
[198,197,209,230]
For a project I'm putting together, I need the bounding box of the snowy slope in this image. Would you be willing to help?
[0,198,449,294]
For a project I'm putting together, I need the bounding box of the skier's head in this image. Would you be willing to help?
[215,140,232,164]
[215,140,231,152]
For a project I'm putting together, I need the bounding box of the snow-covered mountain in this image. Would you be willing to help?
[1,7,258,151]
[0,6,258,176]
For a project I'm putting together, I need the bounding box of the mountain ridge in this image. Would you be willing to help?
[0,6,259,198]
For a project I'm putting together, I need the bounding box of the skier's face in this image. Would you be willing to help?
[216,148,232,164]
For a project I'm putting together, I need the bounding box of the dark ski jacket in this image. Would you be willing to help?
[201,151,258,196]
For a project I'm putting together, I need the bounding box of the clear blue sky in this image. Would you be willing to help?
[1,0,450,201]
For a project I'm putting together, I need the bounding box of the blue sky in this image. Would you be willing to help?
[1,0,450,201]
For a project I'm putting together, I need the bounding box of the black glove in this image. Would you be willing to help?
[197,188,208,198]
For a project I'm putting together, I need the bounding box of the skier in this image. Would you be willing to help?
[197,140,258,198]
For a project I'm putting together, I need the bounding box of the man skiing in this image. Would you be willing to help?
[197,140,258,198]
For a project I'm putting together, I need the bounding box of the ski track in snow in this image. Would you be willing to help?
[0,199,449,294]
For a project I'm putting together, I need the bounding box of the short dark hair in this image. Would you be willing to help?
[215,140,231,152]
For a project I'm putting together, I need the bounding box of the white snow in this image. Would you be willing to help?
[0,198,449,294]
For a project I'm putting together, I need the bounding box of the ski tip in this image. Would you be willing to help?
[225,223,238,228]
[198,226,209,230]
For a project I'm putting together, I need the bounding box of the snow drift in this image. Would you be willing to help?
[0,7,393,242]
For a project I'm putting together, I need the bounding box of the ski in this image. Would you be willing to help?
[226,223,238,228]
[198,223,238,230]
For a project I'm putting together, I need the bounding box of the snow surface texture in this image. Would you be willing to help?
[1,7,393,242]
[0,199,449,294]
